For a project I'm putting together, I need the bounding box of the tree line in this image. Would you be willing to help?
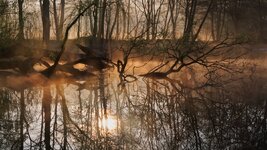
[0,0,267,43]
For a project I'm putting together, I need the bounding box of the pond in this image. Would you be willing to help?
[0,57,267,150]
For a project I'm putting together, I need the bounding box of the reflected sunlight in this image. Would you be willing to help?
[99,116,117,131]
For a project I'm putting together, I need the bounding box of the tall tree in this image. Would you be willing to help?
[43,86,52,150]
[59,0,65,39]
[210,0,227,41]
[92,0,99,38]
[168,0,180,39]
[257,0,266,41]
[98,0,107,39]
[183,0,198,42]
[40,0,50,44]
[17,0,24,40]
[53,0,65,40]
[19,90,25,150]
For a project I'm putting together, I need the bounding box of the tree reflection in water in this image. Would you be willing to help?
[0,67,267,150]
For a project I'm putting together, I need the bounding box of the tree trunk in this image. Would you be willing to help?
[98,0,107,39]
[58,86,68,150]
[99,70,107,116]
[59,0,65,39]
[77,6,81,38]
[109,1,119,39]
[146,0,151,40]
[19,90,25,150]
[53,0,60,40]
[258,0,264,41]
[183,0,197,42]
[52,0,64,40]
[41,0,50,45]
[43,86,52,150]
[127,0,130,39]
[92,0,99,38]
[18,0,24,40]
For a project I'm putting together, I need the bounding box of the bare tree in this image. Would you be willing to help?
[40,0,50,45]
[17,0,24,40]
[168,0,180,39]
[42,86,52,150]
[19,89,25,150]
[53,0,65,40]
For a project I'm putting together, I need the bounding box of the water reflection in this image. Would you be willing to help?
[99,115,118,132]
[0,66,267,150]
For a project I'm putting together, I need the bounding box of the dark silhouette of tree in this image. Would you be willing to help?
[19,89,25,150]
[17,0,24,40]
[53,0,65,40]
[40,0,50,45]
[42,86,52,150]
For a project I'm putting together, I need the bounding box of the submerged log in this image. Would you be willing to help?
[56,63,97,80]
[0,59,18,70]
[0,57,41,74]
[76,44,106,58]
[0,38,114,78]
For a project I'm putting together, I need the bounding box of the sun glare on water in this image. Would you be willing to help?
[99,116,118,131]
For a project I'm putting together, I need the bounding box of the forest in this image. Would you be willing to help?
[0,0,267,149]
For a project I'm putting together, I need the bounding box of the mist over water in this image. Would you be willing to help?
[0,57,267,149]
[1,0,267,149]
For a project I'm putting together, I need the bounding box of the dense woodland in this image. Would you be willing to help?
[0,0,267,150]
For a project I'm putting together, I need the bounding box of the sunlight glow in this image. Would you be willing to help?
[99,116,117,131]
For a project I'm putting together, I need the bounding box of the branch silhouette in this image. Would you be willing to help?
[41,2,96,77]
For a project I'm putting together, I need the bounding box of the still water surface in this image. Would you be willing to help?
[0,61,267,150]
